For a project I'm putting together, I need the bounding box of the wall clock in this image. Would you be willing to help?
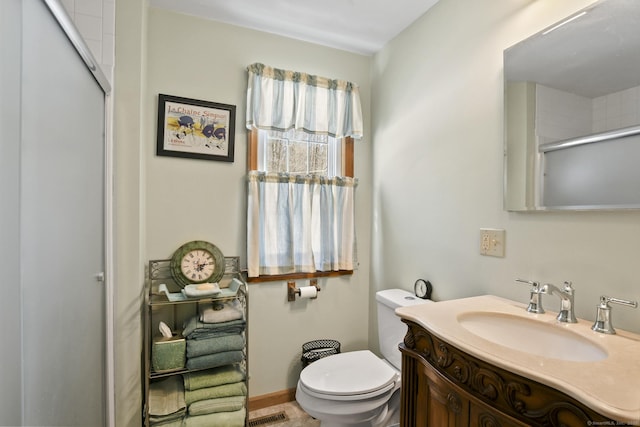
[170,240,225,288]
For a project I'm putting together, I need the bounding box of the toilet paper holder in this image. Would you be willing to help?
[288,279,320,301]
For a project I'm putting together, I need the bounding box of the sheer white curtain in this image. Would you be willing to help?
[245,63,363,278]
[247,172,357,277]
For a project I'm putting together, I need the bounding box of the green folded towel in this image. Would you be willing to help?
[185,350,244,370]
[182,317,246,338]
[184,408,245,427]
[184,381,247,406]
[148,376,186,417]
[149,417,184,427]
[183,365,246,391]
[189,329,244,340]
[149,412,185,425]
[186,334,245,358]
[188,396,245,416]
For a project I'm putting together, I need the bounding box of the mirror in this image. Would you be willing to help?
[504,0,640,211]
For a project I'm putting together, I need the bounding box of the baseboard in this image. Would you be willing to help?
[248,388,296,411]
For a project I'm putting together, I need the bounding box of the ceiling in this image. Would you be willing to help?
[148,0,441,55]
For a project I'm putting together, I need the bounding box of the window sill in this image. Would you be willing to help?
[246,270,353,283]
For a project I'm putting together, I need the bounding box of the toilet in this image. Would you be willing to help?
[295,289,433,427]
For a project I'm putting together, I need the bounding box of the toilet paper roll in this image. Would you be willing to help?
[298,286,318,299]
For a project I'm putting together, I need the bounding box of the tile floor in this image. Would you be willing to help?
[248,401,319,427]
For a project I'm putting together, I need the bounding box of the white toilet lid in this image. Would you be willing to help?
[299,350,398,398]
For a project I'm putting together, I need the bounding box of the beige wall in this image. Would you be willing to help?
[144,9,373,398]
[370,0,640,344]
[114,0,147,425]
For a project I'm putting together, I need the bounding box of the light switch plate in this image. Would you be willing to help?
[480,228,505,257]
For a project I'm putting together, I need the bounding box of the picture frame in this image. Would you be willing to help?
[156,94,236,162]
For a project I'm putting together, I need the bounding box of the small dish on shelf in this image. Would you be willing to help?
[156,279,243,302]
[182,283,221,298]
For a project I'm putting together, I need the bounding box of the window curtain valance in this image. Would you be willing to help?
[245,63,364,139]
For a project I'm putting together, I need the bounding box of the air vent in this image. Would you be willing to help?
[248,410,289,427]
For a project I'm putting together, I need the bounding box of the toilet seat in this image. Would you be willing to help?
[299,350,399,401]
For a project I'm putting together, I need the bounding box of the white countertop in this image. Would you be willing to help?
[396,295,640,425]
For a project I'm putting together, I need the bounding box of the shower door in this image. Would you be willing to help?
[20,0,107,425]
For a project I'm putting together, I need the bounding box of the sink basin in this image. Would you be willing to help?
[458,312,608,362]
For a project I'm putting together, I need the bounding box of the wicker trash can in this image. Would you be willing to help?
[301,339,341,367]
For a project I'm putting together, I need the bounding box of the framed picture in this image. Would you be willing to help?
[156,94,236,162]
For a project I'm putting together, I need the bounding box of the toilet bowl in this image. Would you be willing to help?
[296,350,399,427]
[296,289,433,427]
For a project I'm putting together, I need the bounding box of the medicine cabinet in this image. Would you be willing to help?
[503,0,640,211]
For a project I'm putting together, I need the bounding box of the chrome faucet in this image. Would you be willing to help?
[592,295,638,334]
[516,279,577,322]
[541,281,577,323]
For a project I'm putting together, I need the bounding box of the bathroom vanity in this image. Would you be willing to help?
[396,295,640,426]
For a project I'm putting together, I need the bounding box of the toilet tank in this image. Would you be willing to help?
[376,289,433,370]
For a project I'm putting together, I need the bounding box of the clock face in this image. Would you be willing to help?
[180,249,216,283]
[415,281,426,298]
[170,240,225,288]
[414,279,432,299]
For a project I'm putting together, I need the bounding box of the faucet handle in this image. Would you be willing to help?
[515,279,544,313]
[604,296,637,308]
[516,278,543,294]
[591,295,638,334]
[516,278,539,288]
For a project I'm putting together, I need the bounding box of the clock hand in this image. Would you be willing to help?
[196,262,209,272]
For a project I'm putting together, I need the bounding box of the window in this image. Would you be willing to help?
[249,129,354,178]
[260,129,338,176]
[245,63,362,280]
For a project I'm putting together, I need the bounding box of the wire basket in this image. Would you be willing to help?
[301,339,341,367]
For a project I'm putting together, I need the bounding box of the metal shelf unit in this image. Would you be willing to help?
[143,257,248,426]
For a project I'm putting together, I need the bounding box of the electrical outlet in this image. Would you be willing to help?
[480,228,505,257]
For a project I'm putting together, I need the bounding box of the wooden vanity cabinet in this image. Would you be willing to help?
[399,319,625,427]
[414,357,529,427]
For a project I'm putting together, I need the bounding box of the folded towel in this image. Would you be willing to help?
[149,376,186,417]
[199,299,244,324]
[183,317,246,338]
[184,381,247,405]
[186,350,244,371]
[149,416,184,427]
[188,395,245,416]
[149,416,185,427]
[183,365,246,391]
[186,334,245,358]
[183,408,245,427]
[187,328,245,341]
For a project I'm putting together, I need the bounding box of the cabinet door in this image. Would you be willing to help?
[469,399,530,427]
[420,365,469,427]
